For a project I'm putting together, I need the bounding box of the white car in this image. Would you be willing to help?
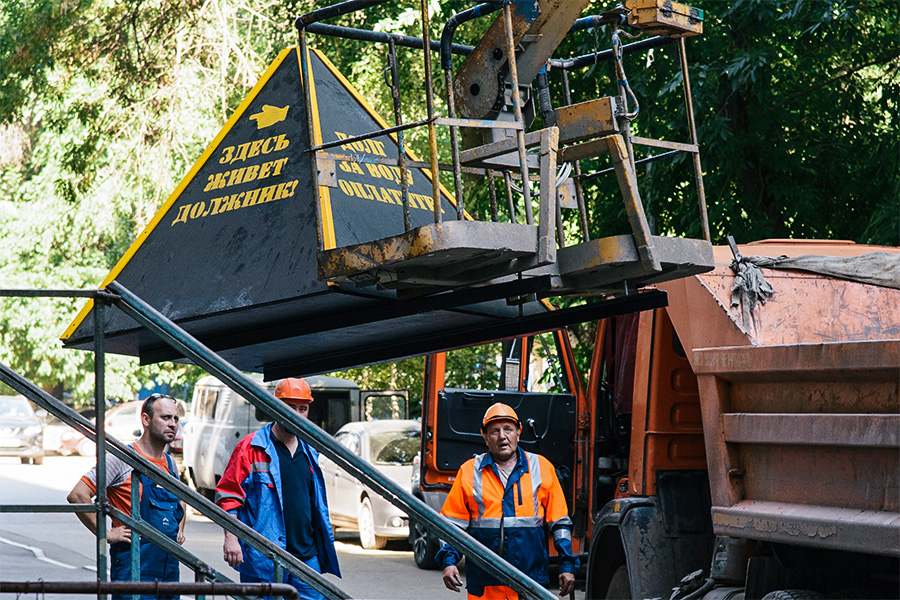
[318,420,420,549]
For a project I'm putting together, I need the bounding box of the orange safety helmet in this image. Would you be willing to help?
[482,402,520,431]
[274,378,314,403]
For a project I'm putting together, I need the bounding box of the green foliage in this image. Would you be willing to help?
[0,0,897,404]
[332,357,425,417]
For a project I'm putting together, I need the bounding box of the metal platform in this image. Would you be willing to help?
[556,235,715,294]
[318,218,542,289]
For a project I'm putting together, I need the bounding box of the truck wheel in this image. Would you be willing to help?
[358,497,387,550]
[411,517,440,570]
[606,565,632,599]
[762,591,823,600]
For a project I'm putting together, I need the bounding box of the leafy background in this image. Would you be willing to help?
[0,0,897,409]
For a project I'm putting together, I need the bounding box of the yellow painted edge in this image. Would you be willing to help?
[305,48,336,251]
[61,47,297,342]
[311,48,472,221]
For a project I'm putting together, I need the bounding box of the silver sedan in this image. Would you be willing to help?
[318,420,420,549]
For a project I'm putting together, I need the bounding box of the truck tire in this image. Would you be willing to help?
[762,591,823,600]
[410,516,440,570]
[606,565,631,600]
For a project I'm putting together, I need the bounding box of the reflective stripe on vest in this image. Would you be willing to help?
[473,454,487,518]
[527,452,542,516]
[469,516,543,529]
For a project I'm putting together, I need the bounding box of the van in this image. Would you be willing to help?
[182,374,407,498]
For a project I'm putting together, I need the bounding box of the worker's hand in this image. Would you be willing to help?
[442,565,463,593]
[107,526,132,545]
[177,529,185,545]
[223,531,243,568]
[559,571,575,597]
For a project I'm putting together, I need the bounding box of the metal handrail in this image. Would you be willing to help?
[107,280,559,600]
[0,581,300,599]
[0,359,350,600]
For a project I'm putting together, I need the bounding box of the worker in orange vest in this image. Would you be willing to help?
[437,403,578,599]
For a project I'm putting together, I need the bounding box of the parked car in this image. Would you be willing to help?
[104,401,143,444]
[408,451,441,569]
[318,420,420,549]
[0,395,44,465]
[42,414,95,456]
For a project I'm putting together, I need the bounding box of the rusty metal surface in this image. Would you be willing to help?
[660,241,900,353]
[510,0,593,89]
[558,136,609,164]
[630,135,697,153]
[721,413,900,447]
[554,97,619,145]
[452,5,530,120]
[661,243,900,557]
[436,116,524,130]
[712,501,900,557]
[692,339,900,379]
[625,0,704,37]
[556,234,714,293]
[452,0,590,119]
[317,220,540,287]
[458,128,543,168]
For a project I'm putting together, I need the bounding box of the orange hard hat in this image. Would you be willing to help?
[274,378,313,403]
[482,402,520,431]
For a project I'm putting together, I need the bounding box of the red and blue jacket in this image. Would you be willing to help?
[215,423,341,579]
[437,447,579,596]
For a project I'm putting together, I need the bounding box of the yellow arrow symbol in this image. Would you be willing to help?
[249,105,288,129]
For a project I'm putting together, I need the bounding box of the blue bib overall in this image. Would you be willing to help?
[109,450,184,600]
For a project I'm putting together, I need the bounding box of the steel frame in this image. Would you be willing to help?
[0,284,562,600]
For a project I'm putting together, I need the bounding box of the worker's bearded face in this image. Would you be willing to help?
[142,398,179,446]
[482,419,520,463]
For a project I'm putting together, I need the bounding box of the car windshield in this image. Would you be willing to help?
[370,430,420,466]
[0,398,34,418]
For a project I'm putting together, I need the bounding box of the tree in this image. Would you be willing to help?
[0,1,896,401]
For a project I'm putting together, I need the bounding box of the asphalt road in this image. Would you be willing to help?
[0,455,451,600]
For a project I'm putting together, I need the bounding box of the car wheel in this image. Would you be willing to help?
[77,438,96,457]
[20,457,30,465]
[411,516,440,570]
[32,455,43,466]
[357,496,387,550]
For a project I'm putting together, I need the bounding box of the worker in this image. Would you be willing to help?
[67,393,186,600]
[215,377,341,600]
[437,402,579,600]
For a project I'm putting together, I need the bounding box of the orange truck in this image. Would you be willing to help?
[415,239,899,600]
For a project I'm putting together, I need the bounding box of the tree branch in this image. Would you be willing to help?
[770,51,900,112]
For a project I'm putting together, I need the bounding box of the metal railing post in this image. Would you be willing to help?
[386,38,412,231]
[421,0,442,223]
[678,37,711,242]
[93,300,109,599]
[503,2,533,224]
